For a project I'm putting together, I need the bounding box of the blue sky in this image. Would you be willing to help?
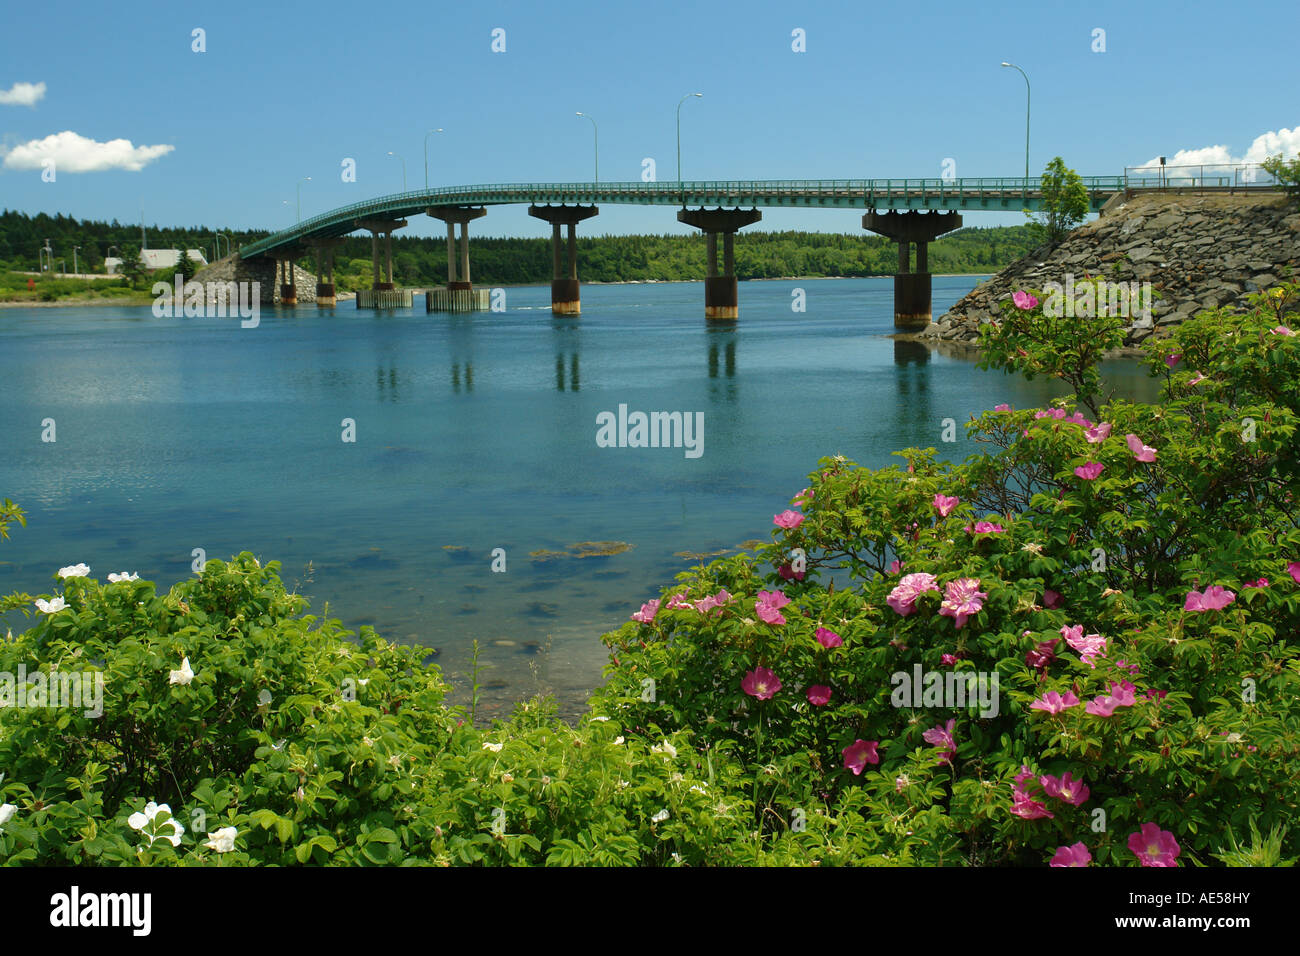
[1,0,1296,241]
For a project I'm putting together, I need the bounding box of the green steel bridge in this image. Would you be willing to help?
[239,176,1125,260]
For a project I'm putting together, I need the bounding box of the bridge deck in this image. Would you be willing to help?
[240,177,1127,258]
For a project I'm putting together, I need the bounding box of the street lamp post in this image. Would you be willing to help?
[297,177,311,224]
[676,92,702,204]
[576,112,598,183]
[424,128,443,190]
[1001,62,1031,190]
[73,246,80,276]
[388,151,407,192]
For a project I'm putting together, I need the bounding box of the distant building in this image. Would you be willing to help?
[104,249,208,275]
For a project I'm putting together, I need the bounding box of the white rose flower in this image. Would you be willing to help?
[651,741,677,758]
[127,801,184,847]
[651,808,670,824]
[0,803,16,826]
[57,564,90,579]
[107,572,140,583]
[482,742,503,752]
[168,657,194,685]
[34,597,67,614]
[203,826,237,853]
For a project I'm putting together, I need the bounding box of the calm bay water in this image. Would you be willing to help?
[0,277,1156,719]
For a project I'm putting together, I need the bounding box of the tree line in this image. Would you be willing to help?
[0,209,1042,289]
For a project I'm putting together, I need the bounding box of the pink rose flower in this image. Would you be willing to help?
[1042,589,1063,609]
[994,403,1012,412]
[1243,578,1269,589]
[842,739,880,775]
[1272,326,1295,336]
[939,578,988,630]
[1128,823,1180,867]
[1030,689,1080,713]
[933,493,960,518]
[971,521,1004,534]
[1012,290,1039,310]
[1164,353,1182,367]
[631,599,660,623]
[1026,638,1060,672]
[1085,422,1112,443]
[886,572,940,617]
[777,563,806,581]
[773,510,804,530]
[922,719,957,764]
[755,589,791,625]
[1050,842,1093,867]
[742,667,781,700]
[814,627,842,649]
[1040,771,1089,806]
[1011,789,1054,819]
[806,685,832,706]
[1060,624,1108,668]
[1184,585,1235,612]
[1074,462,1104,480]
[1288,561,1300,584]
[1125,433,1157,462]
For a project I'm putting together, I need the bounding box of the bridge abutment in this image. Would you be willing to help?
[678,208,762,320]
[528,205,599,314]
[863,210,963,329]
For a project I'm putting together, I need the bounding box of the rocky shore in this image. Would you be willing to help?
[898,192,1300,356]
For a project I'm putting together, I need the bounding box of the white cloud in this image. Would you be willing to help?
[1133,126,1300,170]
[0,81,45,106]
[2,130,173,173]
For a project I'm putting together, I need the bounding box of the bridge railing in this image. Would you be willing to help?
[1123,163,1279,190]
[241,177,1127,257]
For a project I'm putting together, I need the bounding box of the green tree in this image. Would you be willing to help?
[117,246,146,289]
[1030,156,1090,244]
[1261,152,1300,209]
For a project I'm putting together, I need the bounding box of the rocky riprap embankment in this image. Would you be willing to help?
[191,255,318,304]
[907,192,1300,353]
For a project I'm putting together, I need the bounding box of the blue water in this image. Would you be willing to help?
[0,277,1154,719]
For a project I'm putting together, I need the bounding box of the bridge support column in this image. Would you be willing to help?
[678,208,762,320]
[863,210,962,329]
[427,206,488,291]
[356,219,408,292]
[312,238,342,306]
[279,256,297,305]
[528,204,599,314]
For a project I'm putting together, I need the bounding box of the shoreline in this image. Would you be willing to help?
[0,272,997,306]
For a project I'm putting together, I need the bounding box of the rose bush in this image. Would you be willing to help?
[596,281,1300,866]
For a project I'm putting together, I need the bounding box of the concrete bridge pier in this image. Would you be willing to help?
[678,208,763,320]
[528,204,599,314]
[356,219,407,291]
[312,238,343,306]
[276,251,302,305]
[427,206,487,290]
[862,210,963,329]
